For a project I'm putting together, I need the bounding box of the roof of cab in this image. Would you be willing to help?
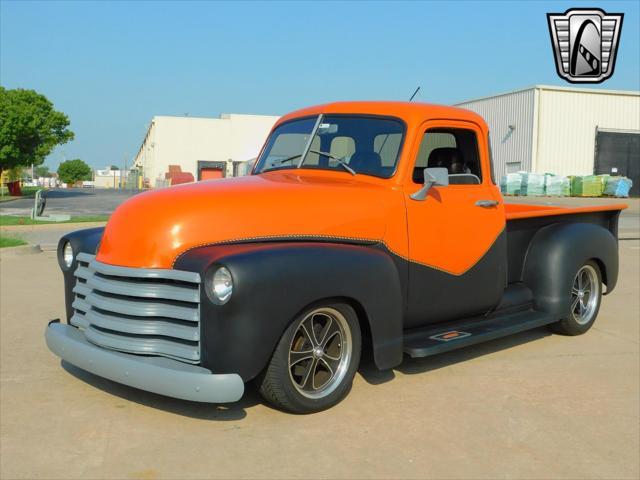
[277,101,487,129]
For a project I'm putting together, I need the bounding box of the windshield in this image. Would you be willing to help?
[254,115,405,178]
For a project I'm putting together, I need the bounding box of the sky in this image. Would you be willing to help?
[1,0,639,170]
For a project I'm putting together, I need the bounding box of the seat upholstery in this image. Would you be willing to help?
[428,147,461,170]
[349,151,383,176]
[413,147,479,185]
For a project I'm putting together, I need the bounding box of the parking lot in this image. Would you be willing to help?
[1,236,638,479]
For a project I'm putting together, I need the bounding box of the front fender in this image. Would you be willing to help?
[175,242,405,381]
[58,227,104,321]
[523,222,618,317]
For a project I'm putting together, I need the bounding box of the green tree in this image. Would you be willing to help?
[109,165,119,170]
[57,159,91,185]
[0,87,74,176]
[34,165,51,178]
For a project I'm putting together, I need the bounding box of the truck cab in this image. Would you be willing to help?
[46,102,626,413]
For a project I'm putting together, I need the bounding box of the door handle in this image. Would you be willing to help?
[475,200,500,208]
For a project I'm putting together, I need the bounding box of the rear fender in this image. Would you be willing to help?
[522,222,618,317]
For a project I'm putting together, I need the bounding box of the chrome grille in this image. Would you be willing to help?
[71,253,201,364]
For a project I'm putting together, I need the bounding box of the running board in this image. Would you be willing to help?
[403,310,557,358]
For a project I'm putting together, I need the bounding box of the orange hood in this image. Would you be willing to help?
[96,171,405,268]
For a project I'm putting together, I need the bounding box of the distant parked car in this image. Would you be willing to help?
[82,181,95,188]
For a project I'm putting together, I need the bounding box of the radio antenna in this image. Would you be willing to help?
[376,86,421,156]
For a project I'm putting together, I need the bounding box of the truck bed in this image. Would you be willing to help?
[504,202,627,285]
[504,202,627,220]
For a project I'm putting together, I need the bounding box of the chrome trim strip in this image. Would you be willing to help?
[84,325,199,363]
[72,298,91,313]
[85,274,200,303]
[80,309,199,341]
[76,252,200,284]
[70,312,89,329]
[72,283,92,297]
[83,292,199,323]
[71,253,201,363]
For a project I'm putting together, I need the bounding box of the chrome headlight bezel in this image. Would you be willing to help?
[208,266,234,305]
[60,240,75,270]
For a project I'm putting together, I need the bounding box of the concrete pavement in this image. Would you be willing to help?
[1,242,638,479]
[0,222,107,251]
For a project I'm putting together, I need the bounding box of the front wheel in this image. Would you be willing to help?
[257,303,361,413]
[551,260,602,336]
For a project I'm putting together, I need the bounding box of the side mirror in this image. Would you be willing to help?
[410,167,449,201]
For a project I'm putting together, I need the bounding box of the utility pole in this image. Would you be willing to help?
[123,153,128,190]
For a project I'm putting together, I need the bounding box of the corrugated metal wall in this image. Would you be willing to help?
[535,88,640,176]
[456,88,535,180]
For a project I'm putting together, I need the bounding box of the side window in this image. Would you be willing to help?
[415,132,456,168]
[413,128,482,185]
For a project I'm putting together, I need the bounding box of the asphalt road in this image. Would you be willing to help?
[0,188,140,216]
[1,241,638,479]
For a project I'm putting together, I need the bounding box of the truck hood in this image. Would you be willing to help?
[96,172,399,268]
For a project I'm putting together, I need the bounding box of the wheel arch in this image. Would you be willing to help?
[590,257,609,291]
[522,222,618,317]
[174,241,405,381]
[256,295,374,375]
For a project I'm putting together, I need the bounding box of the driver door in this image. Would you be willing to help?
[403,119,506,328]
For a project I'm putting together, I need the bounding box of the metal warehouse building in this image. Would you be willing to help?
[134,113,279,188]
[456,85,640,195]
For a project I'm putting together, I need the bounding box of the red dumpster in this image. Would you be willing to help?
[6,181,22,196]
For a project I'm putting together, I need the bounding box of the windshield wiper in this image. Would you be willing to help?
[307,149,356,175]
[271,150,356,175]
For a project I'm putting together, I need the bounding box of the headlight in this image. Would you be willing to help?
[63,241,74,268]
[211,266,233,304]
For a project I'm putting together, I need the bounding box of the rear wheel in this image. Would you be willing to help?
[257,303,361,413]
[551,261,602,335]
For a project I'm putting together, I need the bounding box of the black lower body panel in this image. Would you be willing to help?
[403,309,557,358]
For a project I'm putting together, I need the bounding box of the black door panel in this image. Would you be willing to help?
[595,131,639,197]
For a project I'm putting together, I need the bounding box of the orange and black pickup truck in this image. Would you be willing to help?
[46,102,627,413]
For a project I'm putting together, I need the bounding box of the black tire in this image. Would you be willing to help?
[257,302,362,414]
[551,260,602,336]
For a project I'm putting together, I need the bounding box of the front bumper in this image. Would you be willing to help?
[45,320,244,403]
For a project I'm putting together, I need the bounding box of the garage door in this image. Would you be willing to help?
[595,131,640,197]
[200,168,224,180]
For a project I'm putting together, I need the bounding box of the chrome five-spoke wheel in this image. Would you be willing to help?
[571,264,600,326]
[288,307,352,399]
[258,302,361,413]
[552,260,602,336]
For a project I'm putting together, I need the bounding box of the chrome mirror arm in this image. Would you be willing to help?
[410,168,448,201]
